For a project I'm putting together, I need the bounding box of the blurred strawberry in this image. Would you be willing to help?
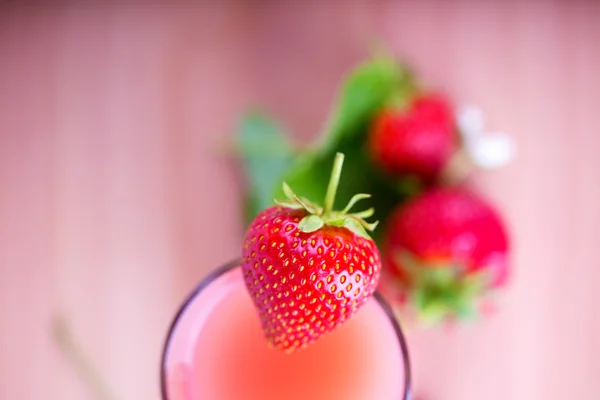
[368,93,457,184]
[382,187,509,322]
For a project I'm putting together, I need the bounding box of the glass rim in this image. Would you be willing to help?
[160,259,412,400]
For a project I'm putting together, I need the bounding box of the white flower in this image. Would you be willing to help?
[456,105,516,169]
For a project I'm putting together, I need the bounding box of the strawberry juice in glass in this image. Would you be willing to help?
[161,260,411,400]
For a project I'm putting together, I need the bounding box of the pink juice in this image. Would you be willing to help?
[162,262,410,400]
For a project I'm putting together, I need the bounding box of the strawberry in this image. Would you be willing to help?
[242,153,382,352]
[382,187,509,322]
[368,93,457,183]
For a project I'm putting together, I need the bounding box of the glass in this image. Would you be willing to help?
[161,260,411,400]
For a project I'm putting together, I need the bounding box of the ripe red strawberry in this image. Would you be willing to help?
[242,153,382,352]
[382,187,509,322]
[368,93,457,183]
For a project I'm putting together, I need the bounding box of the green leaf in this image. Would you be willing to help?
[342,218,372,240]
[341,193,371,213]
[282,182,295,200]
[395,175,423,197]
[316,56,412,153]
[327,218,348,227]
[273,199,304,210]
[237,113,293,221]
[418,297,450,324]
[351,207,375,219]
[237,57,417,243]
[270,57,415,244]
[298,215,324,233]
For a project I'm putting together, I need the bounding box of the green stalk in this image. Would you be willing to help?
[53,315,121,400]
[322,153,344,216]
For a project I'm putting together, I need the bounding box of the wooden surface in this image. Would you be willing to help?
[1,1,599,399]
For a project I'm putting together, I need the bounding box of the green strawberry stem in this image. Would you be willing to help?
[322,152,344,216]
[53,315,121,400]
[275,152,379,239]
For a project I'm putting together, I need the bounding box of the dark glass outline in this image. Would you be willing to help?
[160,260,411,400]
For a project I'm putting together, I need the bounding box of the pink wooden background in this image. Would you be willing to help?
[1,1,599,399]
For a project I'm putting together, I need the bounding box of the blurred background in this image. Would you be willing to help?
[1,1,599,399]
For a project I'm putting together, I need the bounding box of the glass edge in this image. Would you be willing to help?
[372,291,412,400]
[160,259,412,400]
